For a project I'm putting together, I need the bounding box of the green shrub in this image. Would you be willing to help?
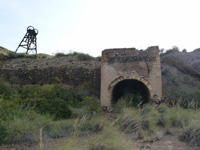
[36,97,72,119]
[7,52,25,59]
[0,98,24,120]
[80,115,104,134]
[87,120,133,150]
[162,68,170,76]
[182,75,192,84]
[66,52,79,56]
[172,75,179,84]
[0,126,7,144]
[165,46,179,55]
[117,108,140,133]
[7,51,18,58]
[0,109,52,143]
[0,78,15,99]
[17,86,38,99]
[179,127,200,146]
[55,52,66,57]
[96,56,101,61]
[81,97,101,114]
[77,53,93,61]
[113,93,144,111]
[17,84,83,119]
[43,119,75,138]
[55,51,93,60]
[24,54,37,59]
[172,85,200,108]
[140,104,160,132]
[0,46,10,55]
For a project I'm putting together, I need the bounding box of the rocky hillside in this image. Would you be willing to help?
[0,47,101,97]
[161,49,200,98]
[0,46,199,99]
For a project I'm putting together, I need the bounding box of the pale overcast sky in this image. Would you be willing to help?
[0,0,200,56]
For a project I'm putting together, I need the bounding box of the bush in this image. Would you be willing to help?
[95,56,101,61]
[179,127,200,146]
[55,53,66,57]
[162,68,170,76]
[77,53,93,61]
[35,97,72,119]
[43,119,75,138]
[158,105,191,130]
[87,120,133,150]
[81,97,101,114]
[0,109,52,144]
[117,103,196,138]
[140,104,160,132]
[17,84,83,119]
[113,93,144,111]
[165,46,179,55]
[0,80,83,120]
[0,78,15,99]
[172,85,200,108]
[0,126,7,144]
[80,115,104,134]
[24,54,37,59]
[182,75,192,84]
[7,52,25,59]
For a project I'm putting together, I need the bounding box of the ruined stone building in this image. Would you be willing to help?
[101,46,162,107]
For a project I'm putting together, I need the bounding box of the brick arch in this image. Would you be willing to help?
[108,76,153,101]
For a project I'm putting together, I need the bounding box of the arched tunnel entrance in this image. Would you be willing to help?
[112,79,150,106]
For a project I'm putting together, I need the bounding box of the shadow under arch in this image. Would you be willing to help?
[111,79,150,105]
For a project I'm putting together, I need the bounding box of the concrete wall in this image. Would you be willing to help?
[101,46,162,107]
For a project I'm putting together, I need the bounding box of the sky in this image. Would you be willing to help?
[0,0,200,57]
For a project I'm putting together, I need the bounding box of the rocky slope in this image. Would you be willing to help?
[0,49,101,97]
[0,46,199,98]
[161,49,200,98]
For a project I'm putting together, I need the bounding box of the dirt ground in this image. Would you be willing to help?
[0,134,199,150]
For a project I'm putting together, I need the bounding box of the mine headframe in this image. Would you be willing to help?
[15,26,38,54]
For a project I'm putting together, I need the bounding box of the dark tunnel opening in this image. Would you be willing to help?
[112,79,150,106]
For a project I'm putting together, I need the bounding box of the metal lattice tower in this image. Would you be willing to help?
[15,26,38,54]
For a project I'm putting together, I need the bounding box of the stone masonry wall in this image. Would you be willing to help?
[101,46,162,107]
[0,56,101,97]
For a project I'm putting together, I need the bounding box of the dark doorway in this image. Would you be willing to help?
[112,79,150,105]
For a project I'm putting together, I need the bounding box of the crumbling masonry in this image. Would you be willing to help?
[101,46,162,107]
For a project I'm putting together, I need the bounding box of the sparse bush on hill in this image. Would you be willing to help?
[182,75,192,84]
[7,51,25,59]
[55,51,94,61]
[24,54,37,59]
[77,53,93,61]
[164,46,180,55]
[162,68,170,76]
[95,56,101,61]
[172,84,200,108]
[55,52,66,57]
[0,46,10,55]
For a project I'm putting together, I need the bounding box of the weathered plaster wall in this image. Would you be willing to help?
[101,46,162,107]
